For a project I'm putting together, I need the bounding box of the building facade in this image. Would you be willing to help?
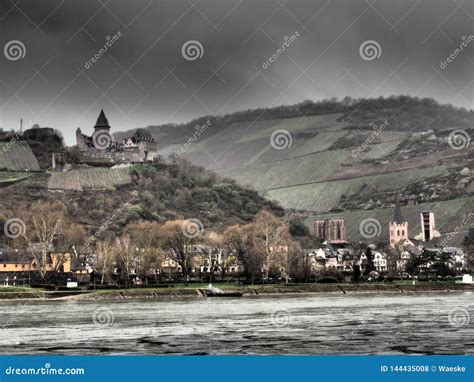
[389,199,409,247]
[76,110,158,163]
[314,219,346,243]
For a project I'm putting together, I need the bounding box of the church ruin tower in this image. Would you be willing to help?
[389,199,408,247]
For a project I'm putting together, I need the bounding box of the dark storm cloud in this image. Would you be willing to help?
[0,0,472,144]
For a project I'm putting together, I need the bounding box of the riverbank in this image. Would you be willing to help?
[0,282,472,300]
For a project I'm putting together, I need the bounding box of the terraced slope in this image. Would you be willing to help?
[166,111,470,214]
[0,142,40,171]
[48,168,132,191]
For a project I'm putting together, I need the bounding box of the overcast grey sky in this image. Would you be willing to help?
[0,0,473,145]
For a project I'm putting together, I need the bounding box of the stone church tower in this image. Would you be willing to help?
[389,199,408,247]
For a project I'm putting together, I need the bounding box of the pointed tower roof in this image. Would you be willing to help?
[393,198,405,224]
[94,109,110,130]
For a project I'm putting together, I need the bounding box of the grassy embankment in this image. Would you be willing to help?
[0,282,472,300]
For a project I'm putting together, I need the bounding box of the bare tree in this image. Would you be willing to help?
[158,220,198,285]
[92,241,115,285]
[22,202,68,280]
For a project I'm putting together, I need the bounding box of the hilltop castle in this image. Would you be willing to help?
[76,110,157,163]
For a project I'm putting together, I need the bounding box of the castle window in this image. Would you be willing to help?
[402,230,405,236]
[397,230,400,236]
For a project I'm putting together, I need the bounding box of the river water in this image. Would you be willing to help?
[0,292,472,355]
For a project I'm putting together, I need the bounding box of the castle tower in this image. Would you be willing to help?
[94,109,111,132]
[389,199,408,247]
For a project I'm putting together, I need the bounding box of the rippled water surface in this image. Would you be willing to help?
[1,292,472,354]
